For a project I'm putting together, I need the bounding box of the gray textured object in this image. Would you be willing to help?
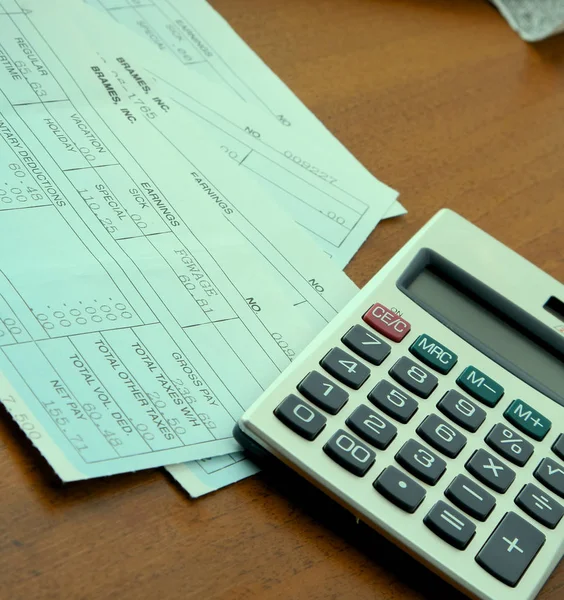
[492,0,564,41]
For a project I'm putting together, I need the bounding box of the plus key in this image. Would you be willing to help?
[476,512,545,586]
[363,303,411,342]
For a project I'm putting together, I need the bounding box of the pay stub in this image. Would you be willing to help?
[78,0,402,267]
[0,0,358,481]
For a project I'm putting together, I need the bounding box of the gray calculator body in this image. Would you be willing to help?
[237,210,564,600]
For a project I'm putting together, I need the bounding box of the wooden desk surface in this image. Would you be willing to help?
[1,0,563,598]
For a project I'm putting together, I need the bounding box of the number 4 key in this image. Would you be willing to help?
[320,347,371,389]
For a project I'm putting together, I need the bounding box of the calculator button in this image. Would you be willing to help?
[395,439,447,485]
[456,366,504,407]
[515,483,564,529]
[437,390,486,433]
[534,457,564,498]
[417,414,467,458]
[485,424,534,467]
[341,324,391,365]
[362,303,411,342]
[504,399,552,441]
[373,466,426,513]
[466,449,516,493]
[368,380,418,424]
[475,512,545,587]
[297,371,348,414]
[409,334,458,375]
[389,357,438,399]
[424,500,476,550]
[323,429,375,476]
[320,347,370,390]
[553,434,564,461]
[346,404,397,450]
[445,475,496,521]
[274,394,326,441]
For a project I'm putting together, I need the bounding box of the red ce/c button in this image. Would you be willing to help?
[362,303,411,342]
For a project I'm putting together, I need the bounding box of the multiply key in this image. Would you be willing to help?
[466,449,515,493]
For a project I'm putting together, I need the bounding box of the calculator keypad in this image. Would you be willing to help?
[416,414,467,458]
[445,475,496,521]
[323,429,375,476]
[320,347,370,389]
[424,500,476,550]
[485,424,534,467]
[367,380,418,423]
[373,466,426,513]
[395,439,446,485]
[274,395,326,440]
[389,357,438,398]
[466,449,516,493]
[269,297,562,593]
[341,324,391,365]
[437,390,486,433]
[515,483,564,529]
[297,371,348,415]
[346,405,397,450]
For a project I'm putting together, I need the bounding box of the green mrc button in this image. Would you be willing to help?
[409,334,458,374]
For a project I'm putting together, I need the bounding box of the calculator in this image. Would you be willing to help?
[234,210,564,600]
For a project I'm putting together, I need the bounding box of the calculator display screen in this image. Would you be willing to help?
[400,252,564,406]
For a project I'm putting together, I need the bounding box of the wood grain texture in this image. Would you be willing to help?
[1,0,563,598]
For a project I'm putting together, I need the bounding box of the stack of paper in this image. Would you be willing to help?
[0,0,402,496]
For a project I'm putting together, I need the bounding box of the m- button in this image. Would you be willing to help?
[457,366,504,407]
[363,303,411,342]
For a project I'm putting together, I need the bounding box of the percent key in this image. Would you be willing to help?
[486,424,534,467]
